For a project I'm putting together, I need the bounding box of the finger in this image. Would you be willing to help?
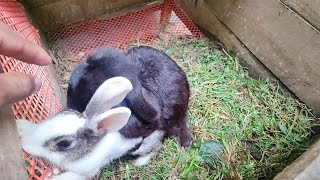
[0,72,41,108]
[0,23,51,66]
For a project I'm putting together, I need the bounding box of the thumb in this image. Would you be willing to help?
[0,72,41,108]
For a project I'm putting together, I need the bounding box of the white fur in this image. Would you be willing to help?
[130,130,165,167]
[49,171,86,180]
[132,130,164,156]
[16,119,37,138]
[52,167,61,175]
[18,113,87,165]
[134,152,156,166]
[65,132,142,177]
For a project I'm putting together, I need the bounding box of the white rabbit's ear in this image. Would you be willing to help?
[85,107,131,133]
[84,76,133,119]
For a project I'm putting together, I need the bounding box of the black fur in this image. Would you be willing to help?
[67,46,192,148]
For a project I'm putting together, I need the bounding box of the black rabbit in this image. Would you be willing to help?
[67,46,192,165]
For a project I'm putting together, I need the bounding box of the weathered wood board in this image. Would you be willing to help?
[0,107,27,180]
[177,0,276,80]
[280,0,320,31]
[22,0,160,31]
[22,0,61,8]
[0,70,27,180]
[180,0,320,116]
[274,139,320,180]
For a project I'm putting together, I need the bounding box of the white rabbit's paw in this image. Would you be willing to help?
[49,171,86,180]
[133,152,155,167]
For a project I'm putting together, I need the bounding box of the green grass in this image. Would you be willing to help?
[102,37,318,180]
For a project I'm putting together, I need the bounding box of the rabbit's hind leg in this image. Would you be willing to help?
[168,114,192,150]
[176,120,192,150]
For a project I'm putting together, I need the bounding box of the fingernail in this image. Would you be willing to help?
[33,77,42,94]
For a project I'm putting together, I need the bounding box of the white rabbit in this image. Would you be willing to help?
[17,77,147,180]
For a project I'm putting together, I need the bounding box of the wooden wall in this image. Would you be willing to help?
[177,0,320,116]
[273,139,320,180]
[0,68,27,180]
[21,0,161,32]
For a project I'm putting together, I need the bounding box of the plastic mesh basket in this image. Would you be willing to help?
[0,0,201,179]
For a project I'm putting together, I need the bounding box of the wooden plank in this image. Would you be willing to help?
[0,70,28,180]
[22,0,61,8]
[202,0,320,116]
[26,0,158,31]
[176,0,276,80]
[96,0,163,21]
[274,139,320,180]
[280,0,320,31]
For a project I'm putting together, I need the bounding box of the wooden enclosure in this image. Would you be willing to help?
[178,0,320,117]
[2,0,319,179]
[176,0,320,179]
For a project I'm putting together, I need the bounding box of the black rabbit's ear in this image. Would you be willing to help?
[84,76,133,119]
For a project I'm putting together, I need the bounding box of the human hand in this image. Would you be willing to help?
[0,23,52,108]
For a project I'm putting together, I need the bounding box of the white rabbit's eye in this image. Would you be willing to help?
[46,135,77,152]
[56,140,71,150]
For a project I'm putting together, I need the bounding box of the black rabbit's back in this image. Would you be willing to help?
[67,48,140,113]
[126,46,190,125]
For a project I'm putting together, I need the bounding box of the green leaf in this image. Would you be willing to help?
[278,123,288,135]
[198,140,224,165]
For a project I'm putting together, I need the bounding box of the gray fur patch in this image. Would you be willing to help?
[44,128,105,162]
